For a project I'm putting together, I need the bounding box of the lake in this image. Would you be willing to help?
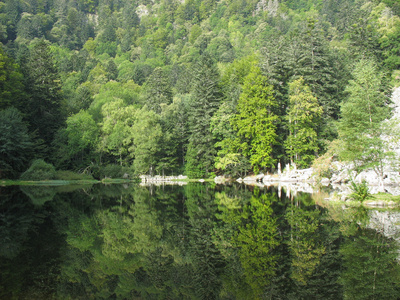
[1,183,400,299]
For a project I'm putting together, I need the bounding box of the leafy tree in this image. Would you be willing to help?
[100,99,136,165]
[131,106,163,175]
[337,59,392,189]
[285,77,323,168]
[295,19,347,139]
[64,110,99,167]
[232,66,278,173]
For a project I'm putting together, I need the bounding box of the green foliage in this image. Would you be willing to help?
[285,77,322,168]
[99,99,136,165]
[186,53,222,177]
[0,107,34,178]
[20,39,64,147]
[311,140,339,180]
[92,164,133,179]
[131,106,163,175]
[55,170,94,180]
[20,159,57,181]
[0,0,396,179]
[141,67,172,113]
[232,65,278,173]
[0,46,24,110]
[348,180,373,202]
[338,59,392,181]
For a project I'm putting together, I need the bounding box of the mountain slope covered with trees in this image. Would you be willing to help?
[0,0,399,179]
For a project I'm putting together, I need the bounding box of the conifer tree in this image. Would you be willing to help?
[186,53,222,177]
[20,39,64,147]
[142,67,173,114]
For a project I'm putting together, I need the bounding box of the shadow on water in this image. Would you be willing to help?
[1,183,400,299]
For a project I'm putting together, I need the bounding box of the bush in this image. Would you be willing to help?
[20,159,57,181]
[349,180,373,202]
[311,140,340,180]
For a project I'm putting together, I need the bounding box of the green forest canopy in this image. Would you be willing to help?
[0,0,399,179]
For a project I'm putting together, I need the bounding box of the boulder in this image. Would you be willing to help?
[320,177,330,186]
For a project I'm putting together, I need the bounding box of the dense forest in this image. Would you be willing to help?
[0,0,399,179]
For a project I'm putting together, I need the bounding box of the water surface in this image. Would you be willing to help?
[1,183,400,299]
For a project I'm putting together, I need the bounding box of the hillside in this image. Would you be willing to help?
[0,0,399,179]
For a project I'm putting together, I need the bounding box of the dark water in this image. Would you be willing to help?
[1,183,400,299]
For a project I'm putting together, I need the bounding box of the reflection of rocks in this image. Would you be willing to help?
[140,181,187,186]
[368,211,400,240]
[230,161,400,196]
[140,175,188,186]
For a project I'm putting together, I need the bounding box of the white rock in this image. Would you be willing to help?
[320,178,330,186]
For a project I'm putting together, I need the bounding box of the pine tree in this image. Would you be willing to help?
[0,46,24,110]
[142,67,173,114]
[21,39,64,147]
[0,107,34,178]
[186,53,222,177]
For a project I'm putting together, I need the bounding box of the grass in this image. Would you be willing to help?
[1,179,100,186]
[1,178,140,186]
[366,192,400,203]
[320,190,400,210]
[101,178,134,184]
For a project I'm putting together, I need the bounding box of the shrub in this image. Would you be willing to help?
[312,140,340,180]
[20,159,57,181]
[349,180,373,202]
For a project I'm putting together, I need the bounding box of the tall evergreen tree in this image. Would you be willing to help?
[142,67,173,114]
[0,46,24,110]
[20,39,64,148]
[0,107,34,178]
[186,53,222,177]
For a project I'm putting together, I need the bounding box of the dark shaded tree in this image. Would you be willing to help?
[186,53,222,177]
[20,39,64,148]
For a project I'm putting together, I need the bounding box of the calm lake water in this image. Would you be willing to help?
[1,183,400,299]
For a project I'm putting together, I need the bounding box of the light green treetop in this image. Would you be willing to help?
[285,76,323,168]
[233,65,278,173]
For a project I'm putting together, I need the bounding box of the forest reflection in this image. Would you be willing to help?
[1,183,400,299]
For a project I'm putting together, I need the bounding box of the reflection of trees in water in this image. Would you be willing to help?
[3,184,400,299]
[0,187,62,299]
[286,206,326,285]
[281,193,344,299]
[339,207,400,300]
